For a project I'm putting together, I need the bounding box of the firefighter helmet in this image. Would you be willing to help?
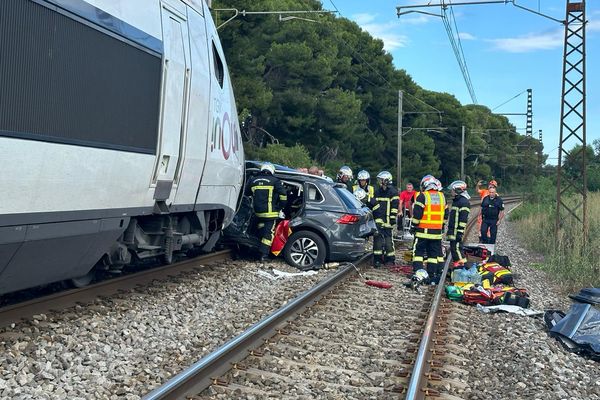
[260,162,275,175]
[449,180,471,199]
[434,179,443,191]
[376,171,393,186]
[420,175,437,191]
[414,269,429,283]
[337,166,353,181]
[357,170,370,181]
[353,188,367,201]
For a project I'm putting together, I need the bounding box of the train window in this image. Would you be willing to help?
[0,0,161,154]
[212,42,224,88]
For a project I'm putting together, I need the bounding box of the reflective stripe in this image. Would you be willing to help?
[279,195,287,200]
[414,201,425,208]
[375,218,384,224]
[418,191,445,229]
[373,250,383,255]
[261,238,273,246]
[252,186,275,214]
[459,207,470,212]
[413,256,424,262]
[372,204,381,211]
[416,232,443,239]
[411,218,421,225]
[256,211,279,218]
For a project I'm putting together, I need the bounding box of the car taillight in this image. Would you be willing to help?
[337,214,360,224]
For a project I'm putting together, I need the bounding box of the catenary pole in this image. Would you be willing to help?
[397,90,403,186]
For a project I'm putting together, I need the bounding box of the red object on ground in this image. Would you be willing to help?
[365,280,393,289]
[270,220,291,256]
[388,265,414,275]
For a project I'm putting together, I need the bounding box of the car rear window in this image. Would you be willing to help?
[334,187,363,210]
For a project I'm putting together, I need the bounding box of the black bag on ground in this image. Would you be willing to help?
[503,291,530,308]
[487,254,511,269]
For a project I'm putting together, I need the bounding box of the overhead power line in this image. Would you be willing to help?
[491,89,527,111]
[441,2,478,104]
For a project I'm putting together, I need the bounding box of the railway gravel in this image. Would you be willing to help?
[455,214,600,400]
[0,259,333,399]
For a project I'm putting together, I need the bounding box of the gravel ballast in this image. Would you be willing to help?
[0,259,334,399]
[454,210,600,400]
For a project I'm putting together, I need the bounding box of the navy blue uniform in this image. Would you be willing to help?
[480,195,504,244]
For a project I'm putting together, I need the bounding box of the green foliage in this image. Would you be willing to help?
[213,0,549,188]
[511,191,600,291]
[245,143,313,169]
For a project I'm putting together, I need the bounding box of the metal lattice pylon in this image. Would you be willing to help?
[555,0,587,242]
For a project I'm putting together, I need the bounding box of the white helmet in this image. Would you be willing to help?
[337,166,353,180]
[353,188,367,201]
[434,179,443,191]
[420,175,437,191]
[260,162,275,175]
[357,170,370,181]
[414,269,429,283]
[376,171,393,186]
[449,180,470,199]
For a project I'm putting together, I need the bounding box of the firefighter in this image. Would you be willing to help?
[353,170,375,203]
[336,166,354,192]
[245,162,287,262]
[411,175,446,284]
[447,180,471,267]
[371,171,399,267]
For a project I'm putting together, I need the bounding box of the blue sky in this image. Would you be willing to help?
[327,0,599,164]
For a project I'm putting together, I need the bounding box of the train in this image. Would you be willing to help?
[0,0,244,294]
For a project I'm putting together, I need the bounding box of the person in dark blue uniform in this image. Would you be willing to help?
[480,185,504,244]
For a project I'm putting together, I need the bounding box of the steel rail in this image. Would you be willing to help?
[142,252,371,400]
[405,196,521,399]
[0,250,231,328]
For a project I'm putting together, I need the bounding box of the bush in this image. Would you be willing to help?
[244,143,313,169]
[512,191,600,292]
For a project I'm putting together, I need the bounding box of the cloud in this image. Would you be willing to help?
[351,15,410,51]
[351,13,376,25]
[458,32,476,40]
[398,14,435,25]
[361,21,410,50]
[487,29,563,53]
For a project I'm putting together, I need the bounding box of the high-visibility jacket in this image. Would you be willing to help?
[352,183,375,203]
[245,173,287,219]
[371,185,399,228]
[447,195,470,240]
[412,190,446,239]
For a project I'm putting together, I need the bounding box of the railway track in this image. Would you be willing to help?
[143,196,522,399]
[0,250,231,329]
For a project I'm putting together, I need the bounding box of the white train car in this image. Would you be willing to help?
[0,0,244,294]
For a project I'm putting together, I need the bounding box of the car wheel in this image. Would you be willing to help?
[284,231,326,270]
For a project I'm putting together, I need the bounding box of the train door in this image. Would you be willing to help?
[152,3,190,199]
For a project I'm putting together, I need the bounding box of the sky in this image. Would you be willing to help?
[326,0,599,165]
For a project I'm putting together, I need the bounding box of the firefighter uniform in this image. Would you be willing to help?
[447,194,470,265]
[352,183,375,204]
[246,173,287,258]
[480,194,504,244]
[412,190,446,280]
[371,186,399,266]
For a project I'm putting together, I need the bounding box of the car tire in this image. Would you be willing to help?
[284,231,326,270]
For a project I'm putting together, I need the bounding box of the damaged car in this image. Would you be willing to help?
[221,161,376,270]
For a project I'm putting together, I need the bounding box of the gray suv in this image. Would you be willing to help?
[222,161,376,270]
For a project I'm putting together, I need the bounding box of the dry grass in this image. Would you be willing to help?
[511,192,600,292]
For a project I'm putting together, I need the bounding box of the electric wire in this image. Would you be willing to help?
[440,1,478,104]
[491,89,527,111]
[325,0,444,119]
